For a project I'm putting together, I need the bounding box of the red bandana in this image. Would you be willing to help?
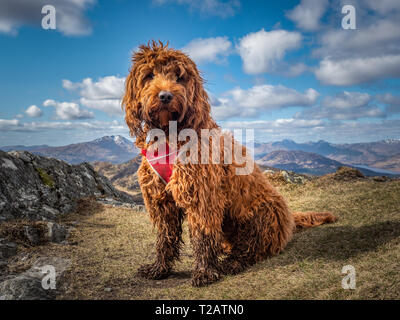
[141,143,177,184]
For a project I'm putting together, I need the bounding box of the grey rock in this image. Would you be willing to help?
[0,259,7,270]
[23,226,41,245]
[263,169,275,175]
[132,204,146,212]
[0,275,52,300]
[28,256,71,278]
[96,197,146,212]
[0,256,70,300]
[264,169,310,185]
[0,240,17,259]
[0,150,136,222]
[46,222,68,243]
[26,223,68,245]
[280,170,308,184]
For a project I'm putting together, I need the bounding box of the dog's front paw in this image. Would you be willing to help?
[137,263,170,280]
[191,268,221,287]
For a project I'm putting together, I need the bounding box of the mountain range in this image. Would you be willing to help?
[1,136,399,176]
[0,135,139,164]
[253,139,400,173]
[256,150,388,176]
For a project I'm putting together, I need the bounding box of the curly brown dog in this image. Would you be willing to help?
[122,41,337,287]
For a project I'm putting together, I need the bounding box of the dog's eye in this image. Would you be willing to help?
[177,75,185,83]
[144,72,154,82]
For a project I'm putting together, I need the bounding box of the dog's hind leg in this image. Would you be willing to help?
[219,215,262,275]
[221,199,295,275]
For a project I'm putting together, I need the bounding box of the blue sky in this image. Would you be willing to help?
[1,0,400,146]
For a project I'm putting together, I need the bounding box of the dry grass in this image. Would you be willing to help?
[0,221,49,246]
[20,178,400,300]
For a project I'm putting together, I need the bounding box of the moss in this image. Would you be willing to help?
[36,167,55,188]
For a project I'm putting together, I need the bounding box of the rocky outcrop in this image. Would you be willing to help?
[0,257,70,300]
[0,239,17,259]
[264,169,312,185]
[0,221,68,246]
[0,150,135,222]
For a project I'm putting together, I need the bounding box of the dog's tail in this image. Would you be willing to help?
[292,211,338,230]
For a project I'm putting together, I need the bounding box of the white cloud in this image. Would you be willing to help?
[153,0,240,18]
[63,76,125,115]
[25,105,43,118]
[295,91,385,120]
[284,63,309,77]
[220,118,400,143]
[311,3,400,86]
[322,91,371,109]
[0,119,20,131]
[286,0,329,31]
[79,98,122,115]
[314,20,400,59]
[364,0,400,15]
[228,85,318,109]
[43,99,94,120]
[63,76,124,100]
[377,93,400,106]
[211,84,319,120]
[224,118,325,129]
[377,93,400,114]
[0,0,96,36]
[0,118,125,133]
[182,37,232,64]
[298,105,385,121]
[237,29,302,74]
[315,55,400,86]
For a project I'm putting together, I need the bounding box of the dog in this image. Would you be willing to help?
[122,41,337,287]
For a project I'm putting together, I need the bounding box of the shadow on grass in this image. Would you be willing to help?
[284,220,400,262]
[133,221,400,289]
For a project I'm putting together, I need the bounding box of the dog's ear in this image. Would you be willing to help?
[122,68,144,145]
[187,73,212,131]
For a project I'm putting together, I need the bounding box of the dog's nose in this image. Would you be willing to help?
[159,91,173,104]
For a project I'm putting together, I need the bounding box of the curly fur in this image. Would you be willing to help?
[123,41,338,287]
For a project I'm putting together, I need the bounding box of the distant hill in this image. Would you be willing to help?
[369,153,400,172]
[1,135,139,164]
[92,156,143,204]
[253,139,400,173]
[92,156,141,191]
[256,150,395,176]
[256,150,342,175]
[253,139,362,160]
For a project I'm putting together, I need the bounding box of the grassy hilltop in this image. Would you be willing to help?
[3,168,400,300]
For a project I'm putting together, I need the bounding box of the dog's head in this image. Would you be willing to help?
[123,41,213,146]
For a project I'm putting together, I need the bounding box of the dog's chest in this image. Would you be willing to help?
[141,145,177,184]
